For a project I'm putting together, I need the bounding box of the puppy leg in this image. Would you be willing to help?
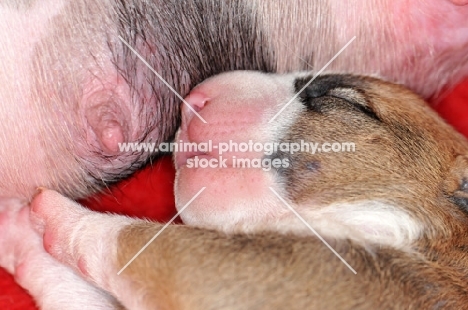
[29,189,341,310]
[0,198,123,310]
[31,189,260,310]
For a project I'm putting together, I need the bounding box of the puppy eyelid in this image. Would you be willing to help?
[328,88,380,121]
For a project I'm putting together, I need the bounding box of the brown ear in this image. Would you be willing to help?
[444,155,468,212]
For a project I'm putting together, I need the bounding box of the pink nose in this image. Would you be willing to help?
[184,90,209,112]
[181,90,210,127]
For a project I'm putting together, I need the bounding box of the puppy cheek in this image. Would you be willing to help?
[175,167,282,216]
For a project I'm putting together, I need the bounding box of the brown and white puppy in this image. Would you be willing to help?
[5,71,468,309]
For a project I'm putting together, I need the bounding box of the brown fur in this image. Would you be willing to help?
[117,223,468,309]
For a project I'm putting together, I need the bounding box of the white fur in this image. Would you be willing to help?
[222,200,423,250]
[283,200,423,249]
[313,201,423,248]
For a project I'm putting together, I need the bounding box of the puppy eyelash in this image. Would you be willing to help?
[327,87,379,121]
[301,89,380,121]
[294,76,380,121]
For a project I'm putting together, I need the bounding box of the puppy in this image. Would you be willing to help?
[6,72,468,309]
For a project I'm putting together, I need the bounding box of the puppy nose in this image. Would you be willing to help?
[181,90,210,127]
[184,90,209,113]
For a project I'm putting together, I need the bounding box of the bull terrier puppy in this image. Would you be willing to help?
[7,72,468,309]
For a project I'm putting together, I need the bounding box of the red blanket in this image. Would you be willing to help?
[0,80,467,309]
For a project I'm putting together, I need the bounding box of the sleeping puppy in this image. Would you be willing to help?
[5,71,468,309]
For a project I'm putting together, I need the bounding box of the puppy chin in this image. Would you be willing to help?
[175,164,288,223]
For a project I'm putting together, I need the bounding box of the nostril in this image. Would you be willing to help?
[184,90,210,113]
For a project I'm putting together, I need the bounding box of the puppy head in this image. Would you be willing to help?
[174,71,468,248]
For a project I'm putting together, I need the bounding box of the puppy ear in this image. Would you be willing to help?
[444,155,468,212]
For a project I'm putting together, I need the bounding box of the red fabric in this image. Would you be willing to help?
[433,81,468,137]
[0,80,467,309]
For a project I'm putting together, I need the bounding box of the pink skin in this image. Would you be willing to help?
[391,0,468,51]
[407,2,468,98]
[0,1,163,200]
[176,88,275,213]
[0,198,120,309]
[378,1,468,100]
[258,0,468,99]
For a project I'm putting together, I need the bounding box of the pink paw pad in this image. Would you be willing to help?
[42,229,57,255]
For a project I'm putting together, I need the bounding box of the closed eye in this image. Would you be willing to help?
[295,74,380,121]
[327,88,380,121]
[301,86,380,121]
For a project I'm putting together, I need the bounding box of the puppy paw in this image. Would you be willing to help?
[30,189,92,267]
[0,195,122,309]
[30,189,134,289]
